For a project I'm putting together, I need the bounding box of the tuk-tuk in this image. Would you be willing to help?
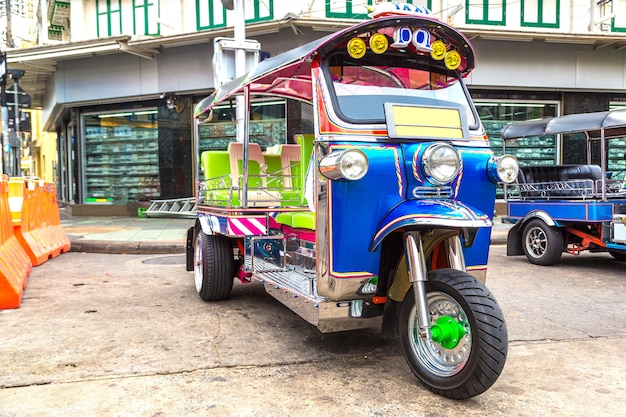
[502,109,626,265]
[186,2,519,399]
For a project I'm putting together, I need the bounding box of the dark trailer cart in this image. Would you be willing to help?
[502,109,626,265]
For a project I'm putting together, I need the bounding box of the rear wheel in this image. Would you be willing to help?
[399,269,507,399]
[522,219,563,265]
[194,231,234,301]
[609,250,626,262]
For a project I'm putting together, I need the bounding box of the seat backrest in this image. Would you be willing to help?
[278,144,301,188]
[228,142,266,187]
[563,164,602,181]
[295,134,315,206]
[200,151,230,180]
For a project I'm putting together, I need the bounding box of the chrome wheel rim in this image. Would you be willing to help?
[194,234,203,293]
[525,226,547,258]
[408,291,471,377]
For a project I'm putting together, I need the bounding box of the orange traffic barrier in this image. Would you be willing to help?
[0,175,32,309]
[9,178,71,267]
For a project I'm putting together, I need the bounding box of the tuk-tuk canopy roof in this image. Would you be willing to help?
[501,108,626,140]
[195,15,475,118]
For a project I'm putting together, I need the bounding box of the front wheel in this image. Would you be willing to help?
[399,269,507,399]
[194,231,234,301]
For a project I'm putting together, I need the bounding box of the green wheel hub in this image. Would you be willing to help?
[430,315,467,349]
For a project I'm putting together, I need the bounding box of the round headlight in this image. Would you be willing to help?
[320,149,369,181]
[496,155,519,184]
[422,143,461,184]
[339,149,368,180]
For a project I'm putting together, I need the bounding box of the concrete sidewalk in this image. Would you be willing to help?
[61,215,512,254]
[61,216,195,254]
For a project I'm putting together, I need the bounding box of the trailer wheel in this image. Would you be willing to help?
[194,231,234,301]
[522,219,563,265]
[399,269,507,400]
[608,250,626,262]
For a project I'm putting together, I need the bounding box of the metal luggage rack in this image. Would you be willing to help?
[200,172,302,207]
[508,179,626,200]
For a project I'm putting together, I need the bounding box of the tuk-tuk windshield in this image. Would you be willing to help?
[325,53,477,127]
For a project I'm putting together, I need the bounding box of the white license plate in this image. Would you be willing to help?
[614,223,626,243]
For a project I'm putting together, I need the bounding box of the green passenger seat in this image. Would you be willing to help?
[275,134,317,230]
[228,142,281,206]
[200,151,231,205]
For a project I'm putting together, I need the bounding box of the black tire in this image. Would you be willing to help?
[522,219,563,265]
[194,231,234,301]
[609,250,626,262]
[399,269,507,400]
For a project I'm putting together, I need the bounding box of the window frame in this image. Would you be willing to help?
[521,0,560,29]
[196,0,227,30]
[465,0,506,26]
[245,0,274,23]
[133,0,160,36]
[96,0,123,37]
[325,0,373,20]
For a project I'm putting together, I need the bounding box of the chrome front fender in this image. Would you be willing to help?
[370,199,492,251]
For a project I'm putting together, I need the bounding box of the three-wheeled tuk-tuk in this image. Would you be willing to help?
[502,110,626,265]
[186,3,519,399]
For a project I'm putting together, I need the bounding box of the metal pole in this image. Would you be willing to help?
[234,0,246,144]
[0,83,7,175]
[13,78,20,176]
[233,0,250,207]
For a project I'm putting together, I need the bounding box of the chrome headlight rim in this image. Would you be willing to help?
[320,148,369,181]
[421,143,461,185]
[493,154,519,184]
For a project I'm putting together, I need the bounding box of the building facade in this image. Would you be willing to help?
[3,0,626,212]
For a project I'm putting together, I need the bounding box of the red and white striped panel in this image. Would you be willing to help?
[228,217,267,236]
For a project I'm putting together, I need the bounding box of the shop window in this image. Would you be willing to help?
[82,110,160,204]
[476,101,559,198]
[465,0,506,25]
[245,0,273,23]
[521,0,559,28]
[196,0,227,30]
[607,102,626,178]
[326,0,373,19]
[477,101,559,165]
[133,0,160,36]
[198,99,287,153]
[96,0,122,37]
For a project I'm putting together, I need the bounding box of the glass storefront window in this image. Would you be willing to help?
[82,109,160,204]
[476,100,559,198]
[198,99,287,153]
[608,102,626,180]
[476,101,559,166]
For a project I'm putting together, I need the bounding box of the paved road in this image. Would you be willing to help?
[0,246,624,416]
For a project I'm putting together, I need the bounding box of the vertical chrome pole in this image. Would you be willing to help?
[601,128,607,201]
[443,235,466,272]
[405,232,431,339]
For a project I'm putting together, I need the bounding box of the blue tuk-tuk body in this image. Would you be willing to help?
[186,3,519,399]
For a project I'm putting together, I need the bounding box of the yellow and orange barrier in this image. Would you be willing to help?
[8,177,71,267]
[0,175,32,309]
